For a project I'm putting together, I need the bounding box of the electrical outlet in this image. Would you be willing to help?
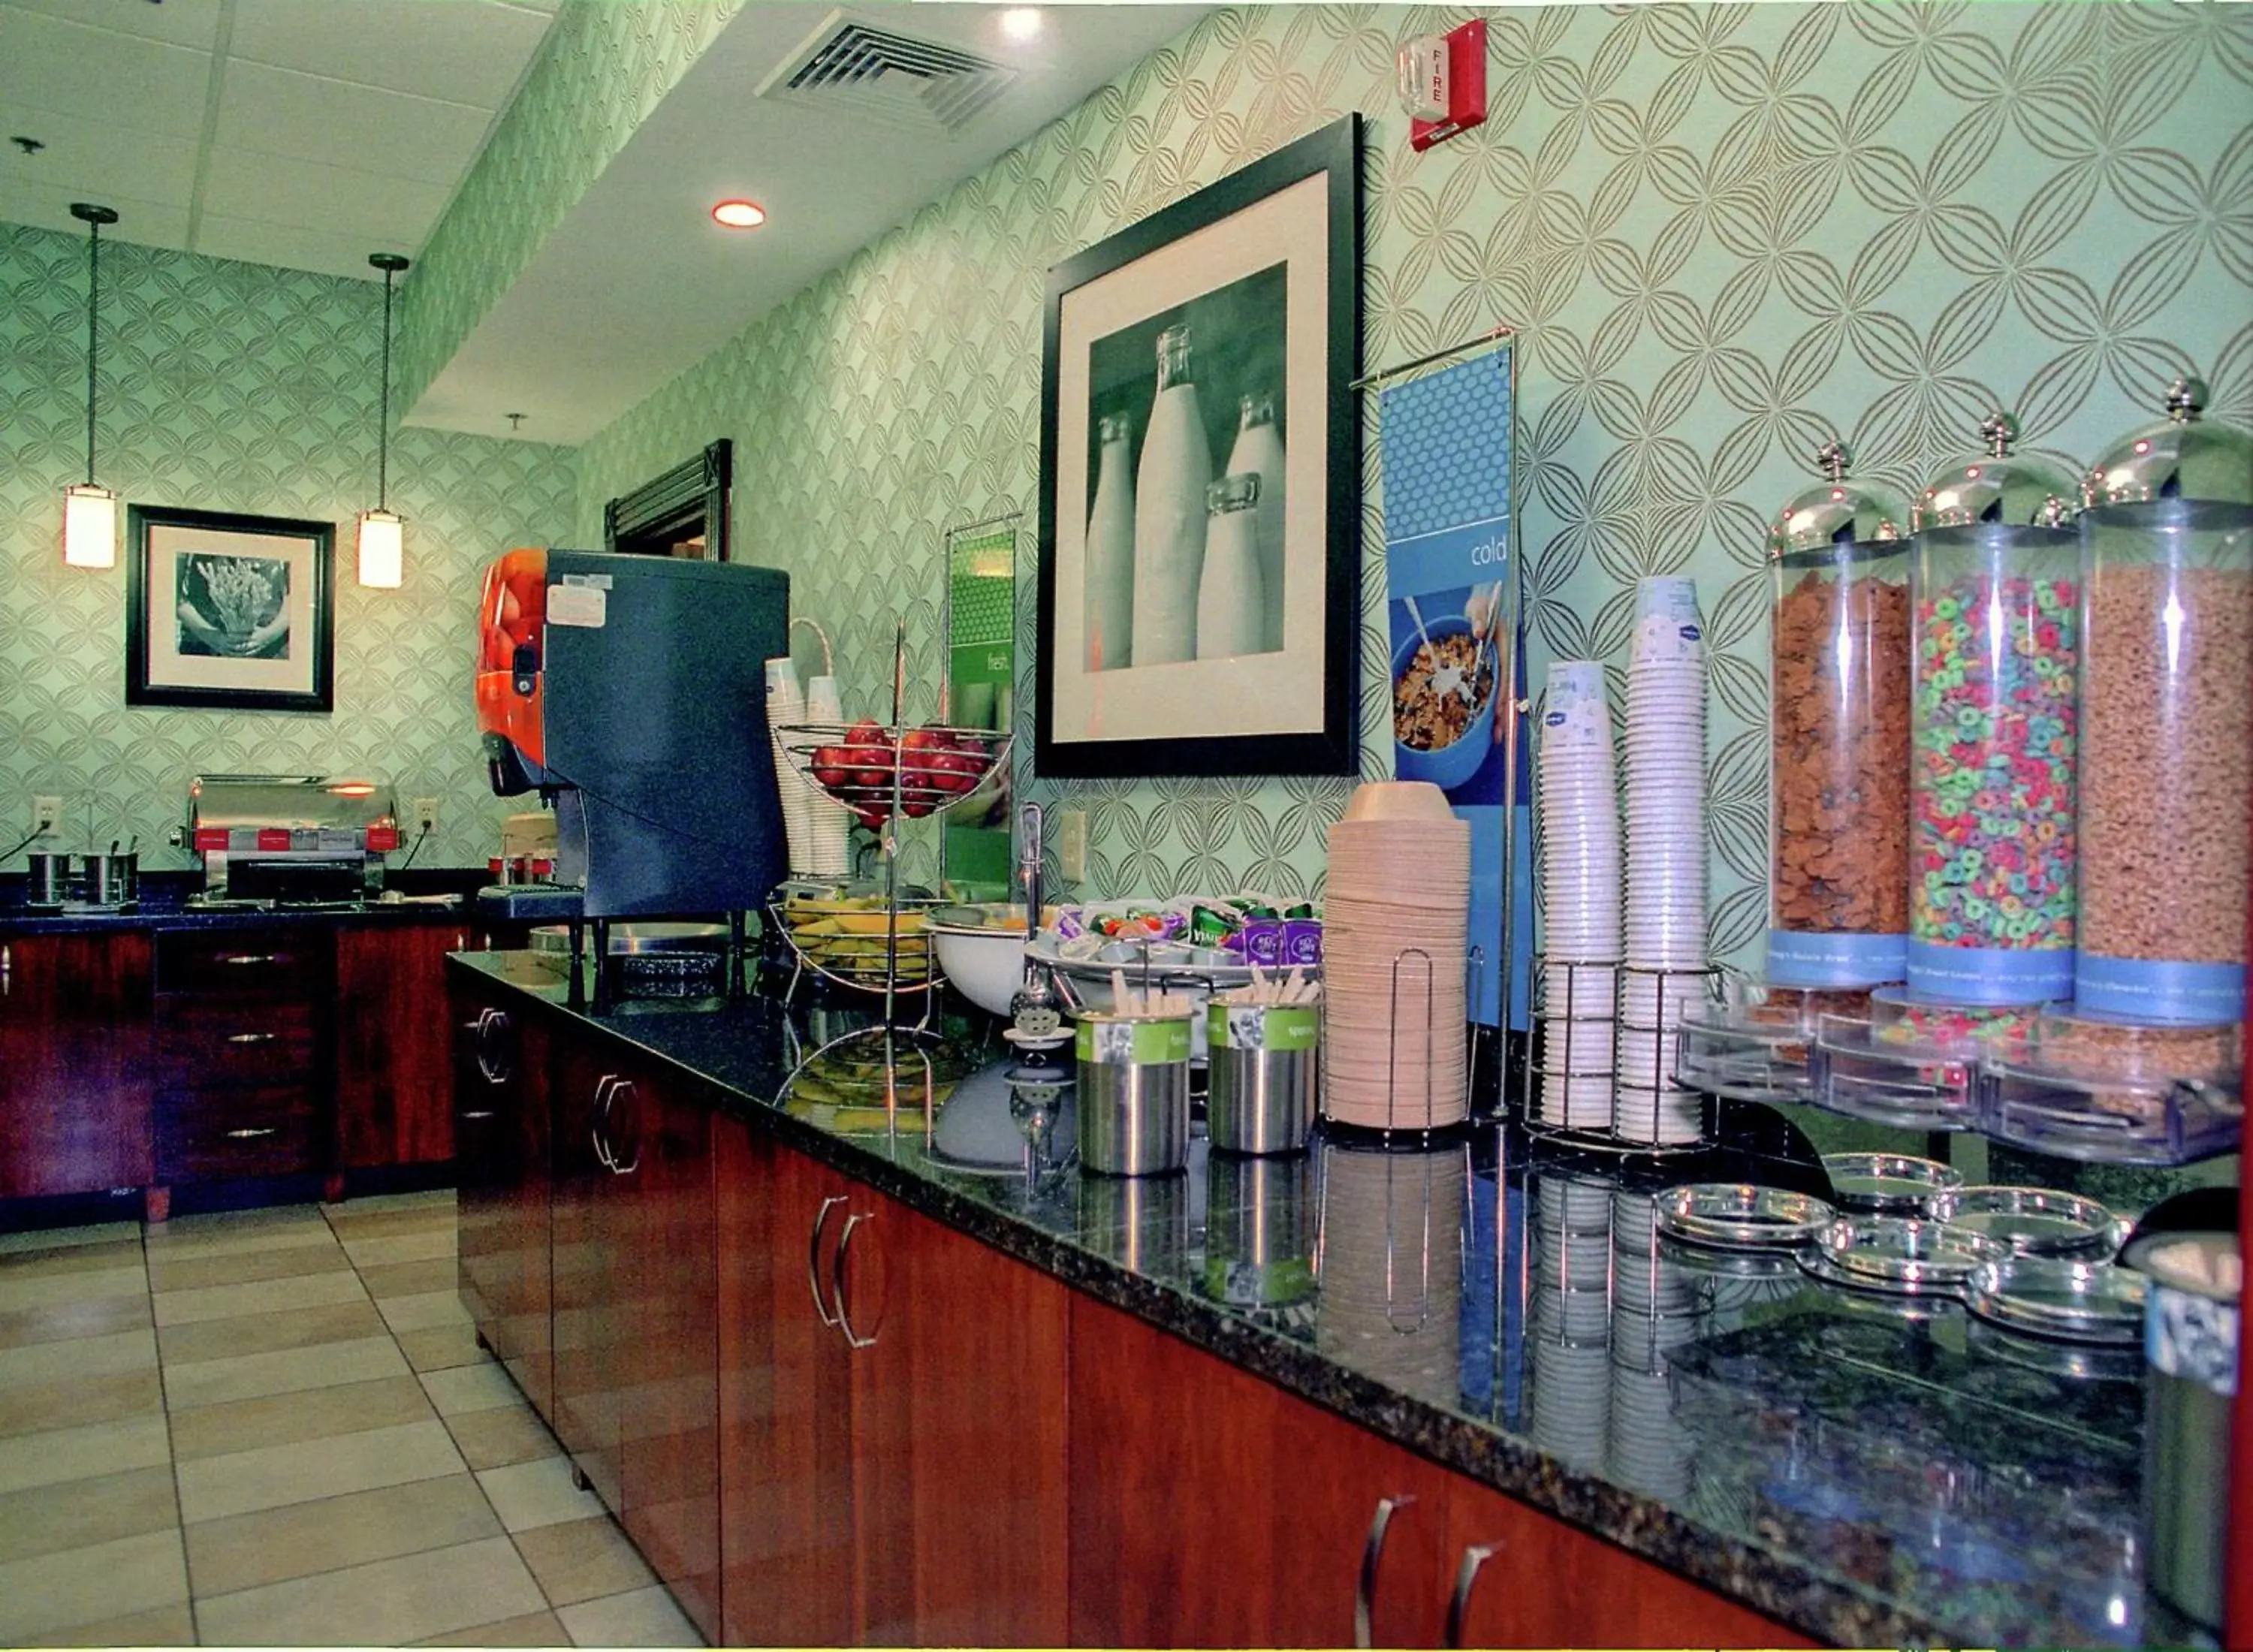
[1056,809,1088,882]
[412,797,440,835]
[31,796,62,838]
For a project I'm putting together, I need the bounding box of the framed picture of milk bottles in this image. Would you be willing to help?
[124,505,336,713]
[1035,113,1360,779]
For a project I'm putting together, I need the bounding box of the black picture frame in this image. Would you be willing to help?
[125,505,336,713]
[603,438,732,560]
[1035,113,1362,779]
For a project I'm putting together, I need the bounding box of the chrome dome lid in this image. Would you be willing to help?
[1913,413,2080,533]
[1767,441,1911,558]
[2084,376,2253,509]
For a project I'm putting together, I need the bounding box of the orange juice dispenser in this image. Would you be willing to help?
[475,547,791,925]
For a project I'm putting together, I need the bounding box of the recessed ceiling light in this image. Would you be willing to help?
[711,199,766,230]
[1000,8,1042,42]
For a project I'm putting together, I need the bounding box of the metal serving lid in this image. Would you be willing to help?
[1658,1183,1835,1250]
[1963,1255,2146,1345]
[1814,1213,2000,1287]
[186,773,394,833]
[1767,441,1911,557]
[1912,412,2080,532]
[2083,376,2253,508]
[1928,1184,2118,1259]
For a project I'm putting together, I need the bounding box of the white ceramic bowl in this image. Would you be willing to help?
[929,919,1028,1017]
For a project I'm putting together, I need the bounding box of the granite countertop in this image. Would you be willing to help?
[0,870,484,935]
[452,949,2197,1651]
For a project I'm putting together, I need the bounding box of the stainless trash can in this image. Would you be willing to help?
[2125,1229,2241,1631]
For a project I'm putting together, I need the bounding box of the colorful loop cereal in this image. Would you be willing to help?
[1907,414,2084,1005]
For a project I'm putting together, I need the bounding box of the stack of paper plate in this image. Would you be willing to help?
[1322,782,1470,1131]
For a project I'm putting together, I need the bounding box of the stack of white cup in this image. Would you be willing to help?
[763,658,816,875]
[798,673,853,879]
[1536,661,1622,1129]
[1618,577,1709,1144]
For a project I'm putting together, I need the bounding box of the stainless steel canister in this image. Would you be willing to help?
[1077,1166,1191,1274]
[86,853,137,907]
[1074,1011,1191,1177]
[1206,1000,1317,1156]
[24,852,67,907]
[1203,1150,1315,1308]
[2125,1229,2240,1630]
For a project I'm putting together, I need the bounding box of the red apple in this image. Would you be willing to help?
[810,746,850,790]
[930,749,984,794]
[854,803,890,833]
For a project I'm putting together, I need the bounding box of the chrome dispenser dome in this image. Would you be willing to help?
[1766,441,1910,556]
[2084,377,2253,508]
[1913,413,2079,532]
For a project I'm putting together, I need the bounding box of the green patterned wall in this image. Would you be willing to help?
[0,223,580,870]
[577,2,2252,961]
[396,0,744,414]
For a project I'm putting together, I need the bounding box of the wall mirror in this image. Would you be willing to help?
[605,439,732,559]
[941,514,1020,901]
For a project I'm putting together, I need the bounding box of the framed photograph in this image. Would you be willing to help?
[1036,113,1361,778]
[126,505,335,713]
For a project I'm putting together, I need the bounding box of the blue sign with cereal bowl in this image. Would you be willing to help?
[1379,348,1526,1029]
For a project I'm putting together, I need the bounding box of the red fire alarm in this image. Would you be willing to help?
[1404,18,1487,152]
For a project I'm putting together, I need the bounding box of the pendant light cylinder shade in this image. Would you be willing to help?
[357,508,404,589]
[361,252,411,589]
[65,201,118,570]
[62,482,118,568]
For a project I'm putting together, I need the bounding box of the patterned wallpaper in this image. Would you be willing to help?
[0,224,580,870]
[395,0,744,415]
[579,2,2253,965]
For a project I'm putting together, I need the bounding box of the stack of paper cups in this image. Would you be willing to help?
[798,674,853,879]
[1536,661,1621,1130]
[1618,577,1709,1144]
[763,658,814,876]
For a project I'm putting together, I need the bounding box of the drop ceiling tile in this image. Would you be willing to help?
[214,61,493,187]
[0,106,198,208]
[192,213,398,281]
[0,178,192,250]
[0,0,225,52]
[0,9,212,139]
[228,0,556,111]
[201,147,450,246]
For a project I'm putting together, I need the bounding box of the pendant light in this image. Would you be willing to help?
[357,252,411,589]
[61,202,119,569]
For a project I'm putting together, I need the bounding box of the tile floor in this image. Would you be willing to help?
[0,1190,701,1647]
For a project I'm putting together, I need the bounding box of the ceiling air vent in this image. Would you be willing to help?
[757,11,1018,137]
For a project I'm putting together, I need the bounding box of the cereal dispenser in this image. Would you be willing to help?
[1973,378,2251,1165]
[1675,445,1909,1108]
[2073,377,2253,1024]
[1905,413,2083,1006]
[1766,441,1911,993]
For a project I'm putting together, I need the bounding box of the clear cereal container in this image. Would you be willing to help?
[2074,377,2253,1026]
[1767,442,1912,990]
[1810,984,2041,1131]
[1908,414,2083,1005]
[1676,979,1879,1106]
[1981,1006,2245,1165]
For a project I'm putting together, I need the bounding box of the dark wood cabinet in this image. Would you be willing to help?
[841,1189,1069,1647]
[716,1119,858,1648]
[337,921,466,1168]
[614,1064,719,1641]
[152,926,329,1186]
[550,1038,633,1515]
[454,974,553,1417]
[1067,1295,1449,1650]
[0,933,154,1198]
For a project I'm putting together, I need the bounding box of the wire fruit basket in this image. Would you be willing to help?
[769,889,944,996]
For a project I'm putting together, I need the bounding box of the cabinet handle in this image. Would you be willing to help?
[225,1032,276,1045]
[807,1195,846,1327]
[833,1210,876,1349]
[605,1080,641,1176]
[590,1075,619,1171]
[461,1110,496,1121]
[1354,1494,1414,1649]
[1443,1543,1497,1650]
[225,1127,278,1140]
[218,954,278,966]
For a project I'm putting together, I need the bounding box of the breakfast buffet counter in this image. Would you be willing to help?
[450,948,2193,1650]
